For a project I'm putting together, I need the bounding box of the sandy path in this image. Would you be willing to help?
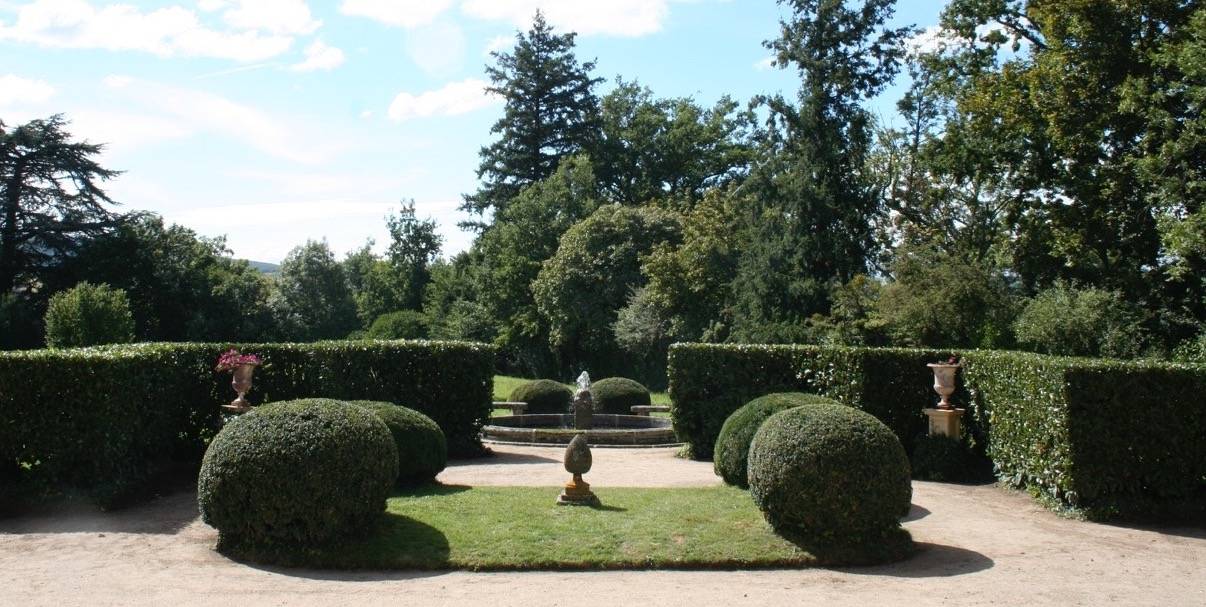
[1,445,1204,607]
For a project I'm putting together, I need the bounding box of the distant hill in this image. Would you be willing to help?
[246,260,281,275]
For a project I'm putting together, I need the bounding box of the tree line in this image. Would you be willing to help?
[2,1,1203,383]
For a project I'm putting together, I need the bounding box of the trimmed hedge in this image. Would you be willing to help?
[670,343,1206,519]
[198,399,398,550]
[714,392,842,488]
[747,404,913,565]
[669,344,951,460]
[350,400,447,485]
[508,379,573,414]
[963,351,1206,518]
[590,377,651,414]
[0,340,493,507]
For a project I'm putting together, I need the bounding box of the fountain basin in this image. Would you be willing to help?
[482,414,680,447]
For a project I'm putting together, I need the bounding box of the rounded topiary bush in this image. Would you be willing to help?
[748,404,913,564]
[198,398,398,553]
[713,392,842,488]
[44,282,135,348]
[590,377,651,414]
[349,400,447,485]
[508,379,573,414]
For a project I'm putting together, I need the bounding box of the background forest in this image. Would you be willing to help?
[3,0,1203,386]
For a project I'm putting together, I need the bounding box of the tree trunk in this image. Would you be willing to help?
[0,164,23,295]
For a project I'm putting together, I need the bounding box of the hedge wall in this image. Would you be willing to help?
[0,340,494,506]
[669,343,1206,518]
[668,344,953,460]
[963,351,1206,518]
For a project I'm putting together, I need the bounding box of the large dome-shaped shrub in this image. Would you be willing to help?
[198,399,398,552]
[349,400,446,485]
[590,377,651,414]
[508,379,573,414]
[713,392,841,488]
[748,404,912,564]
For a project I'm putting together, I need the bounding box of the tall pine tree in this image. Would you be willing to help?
[731,0,910,342]
[461,11,603,226]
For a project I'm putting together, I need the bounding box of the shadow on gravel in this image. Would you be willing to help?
[840,542,994,578]
[903,504,930,522]
[447,451,560,466]
[0,489,199,535]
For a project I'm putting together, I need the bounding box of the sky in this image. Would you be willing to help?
[0,0,943,263]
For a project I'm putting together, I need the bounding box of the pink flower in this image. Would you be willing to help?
[215,349,262,372]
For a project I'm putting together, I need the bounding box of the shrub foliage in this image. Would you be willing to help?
[198,399,398,549]
[0,340,493,506]
[350,400,447,485]
[508,379,573,414]
[590,377,651,414]
[44,282,135,348]
[672,342,1206,519]
[747,404,912,564]
[713,392,842,488]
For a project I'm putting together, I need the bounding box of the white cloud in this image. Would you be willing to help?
[338,0,454,29]
[753,56,775,71]
[483,34,511,56]
[219,0,320,35]
[98,75,337,164]
[0,74,56,105]
[0,0,295,62]
[291,39,345,72]
[387,78,500,121]
[406,20,465,75]
[461,0,669,37]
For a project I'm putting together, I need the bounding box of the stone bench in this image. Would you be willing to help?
[493,401,528,415]
[630,405,670,416]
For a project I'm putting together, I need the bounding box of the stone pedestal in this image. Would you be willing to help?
[923,408,965,439]
[557,474,600,506]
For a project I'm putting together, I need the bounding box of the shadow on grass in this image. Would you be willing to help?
[226,511,452,575]
[588,503,627,512]
[393,483,472,498]
[903,504,930,522]
[839,542,994,578]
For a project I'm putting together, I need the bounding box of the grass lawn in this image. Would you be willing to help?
[492,375,670,417]
[240,484,815,570]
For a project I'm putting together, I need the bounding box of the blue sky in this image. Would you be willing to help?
[0,0,942,263]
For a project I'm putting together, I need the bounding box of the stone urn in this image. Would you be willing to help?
[224,364,256,414]
[926,361,960,410]
[924,359,964,438]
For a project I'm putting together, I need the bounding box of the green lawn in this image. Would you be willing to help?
[236,484,816,570]
[493,375,670,416]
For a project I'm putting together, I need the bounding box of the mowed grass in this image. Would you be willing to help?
[492,375,670,416]
[274,484,814,570]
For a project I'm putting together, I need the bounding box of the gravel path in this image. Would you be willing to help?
[1,444,1203,606]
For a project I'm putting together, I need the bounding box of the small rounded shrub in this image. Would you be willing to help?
[748,404,912,564]
[713,392,841,488]
[349,400,447,485]
[198,398,398,552]
[366,310,428,340]
[910,434,992,484]
[508,379,573,414]
[44,282,135,348]
[590,377,651,414]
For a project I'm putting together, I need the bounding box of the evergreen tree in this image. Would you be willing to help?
[731,0,910,340]
[386,200,442,310]
[461,11,603,225]
[1,115,121,295]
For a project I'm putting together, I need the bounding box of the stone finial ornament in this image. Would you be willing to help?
[557,434,600,506]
